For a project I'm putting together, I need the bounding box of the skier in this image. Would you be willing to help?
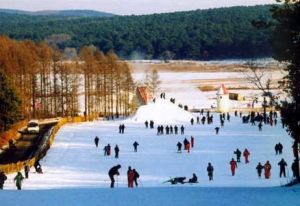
[243,149,250,164]
[234,149,242,163]
[278,142,283,154]
[114,145,120,159]
[94,136,99,147]
[215,127,220,135]
[145,121,149,128]
[174,125,178,135]
[127,166,135,188]
[230,158,237,176]
[14,172,24,190]
[191,118,194,125]
[177,142,182,153]
[133,169,140,187]
[180,125,185,135]
[207,163,214,181]
[108,164,121,188]
[133,141,139,152]
[0,171,7,190]
[256,162,264,178]
[24,163,30,179]
[191,136,194,148]
[264,161,272,179]
[188,173,198,183]
[278,158,287,178]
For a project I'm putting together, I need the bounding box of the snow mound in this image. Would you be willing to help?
[127,99,194,124]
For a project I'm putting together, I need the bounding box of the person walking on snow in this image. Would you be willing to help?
[174,125,178,135]
[191,136,194,148]
[256,162,264,178]
[127,166,135,188]
[243,149,250,164]
[264,161,272,179]
[145,121,148,128]
[133,141,139,152]
[177,142,182,153]
[191,118,194,125]
[230,158,237,176]
[14,172,24,190]
[108,164,121,188]
[133,169,140,187]
[0,171,7,190]
[278,158,287,178]
[114,145,120,159]
[94,136,99,148]
[107,144,111,156]
[180,125,185,135]
[215,127,220,135]
[207,163,214,181]
[234,149,242,163]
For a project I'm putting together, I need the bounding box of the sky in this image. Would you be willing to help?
[0,0,276,15]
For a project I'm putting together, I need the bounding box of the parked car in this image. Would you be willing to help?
[27,120,40,133]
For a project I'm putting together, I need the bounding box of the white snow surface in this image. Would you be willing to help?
[2,99,298,205]
[127,99,194,124]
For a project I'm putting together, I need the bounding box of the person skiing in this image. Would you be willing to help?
[207,163,214,181]
[256,162,264,178]
[243,149,250,164]
[177,142,182,153]
[94,136,99,148]
[108,164,121,188]
[14,172,24,190]
[133,141,139,152]
[188,173,198,183]
[264,161,272,179]
[127,166,135,188]
[230,158,237,176]
[24,163,30,179]
[114,145,120,159]
[0,171,7,190]
[278,158,287,178]
[133,169,140,187]
[234,149,242,163]
[215,127,220,135]
[145,121,149,128]
[190,136,194,148]
[180,125,184,135]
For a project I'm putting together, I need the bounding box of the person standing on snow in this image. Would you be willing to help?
[145,121,149,128]
[190,118,194,125]
[0,171,7,190]
[14,172,24,190]
[207,163,214,181]
[278,142,283,154]
[230,158,238,176]
[108,164,121,188]
[180,125,185,135]
[234,149,242,163]
[278,158,287,178]
[107,144,111,156]
[133,141,139,152]
[177,142,182,153]
[264,161,272,179]
[190,136,195,148]
[127,166,135,188]
[114,145,120,159]
[133,169,140,187]
[256,162,264,178]
[215,127,220,135]
[243,149,250,164]
[174,125,178,135]
[94,136,99,148]
[24,163,30,179]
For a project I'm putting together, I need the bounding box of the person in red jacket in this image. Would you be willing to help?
[127,166,135,188]
[186,142,191,153]
[264,161,272,179]
[190,136,194,148]
[243,149,250,164]
[230,158,237,176]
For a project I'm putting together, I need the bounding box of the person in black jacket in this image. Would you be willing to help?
[94,136,99,147]
[188,173,198,183]
[177,142,182,153]
[108,164,121,188]
[133,169,140,187]
[278,158,287,178]
[234,149,242,163]
[0,171,7,190]
[207,163,214,181]
[256,162,264,178]
[133,141,139,152]
[114,145,120,159]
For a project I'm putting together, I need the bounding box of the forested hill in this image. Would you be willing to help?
[0,5,273,60]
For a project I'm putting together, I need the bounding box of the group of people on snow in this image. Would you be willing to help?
[157,125,185,135]
[108,164,140,188]
[119,124,125,134]
[144,120,154,129]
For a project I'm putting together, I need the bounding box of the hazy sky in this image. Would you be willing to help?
[0,0,276,15]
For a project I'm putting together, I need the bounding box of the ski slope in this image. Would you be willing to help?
[4,99,295,190]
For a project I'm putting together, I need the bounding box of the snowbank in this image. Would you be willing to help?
[127,99,194,124]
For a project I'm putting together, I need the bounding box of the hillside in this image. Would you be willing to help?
[0,5,273,60]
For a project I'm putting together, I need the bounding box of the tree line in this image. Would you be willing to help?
[0,5,273,60]
[0,36,135,131]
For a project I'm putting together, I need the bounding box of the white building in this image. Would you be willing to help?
[216,84,230,113]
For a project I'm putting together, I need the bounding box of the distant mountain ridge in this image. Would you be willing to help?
[0,9,115,17]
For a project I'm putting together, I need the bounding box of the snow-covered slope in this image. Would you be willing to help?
[127,99,194,124]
